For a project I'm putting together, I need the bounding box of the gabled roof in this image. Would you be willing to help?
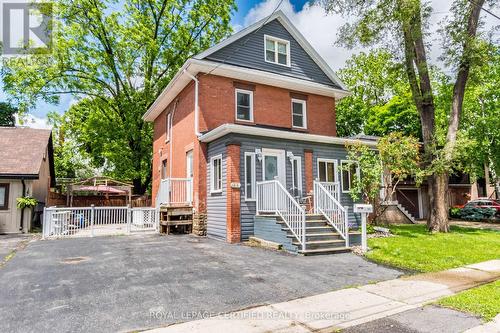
[0,127,56,184]
[194,10,347,91]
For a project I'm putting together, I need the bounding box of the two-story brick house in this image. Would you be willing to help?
[144,11,376,254]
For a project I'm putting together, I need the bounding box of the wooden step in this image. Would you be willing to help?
[298,247,352,256]
[292,239,345,247]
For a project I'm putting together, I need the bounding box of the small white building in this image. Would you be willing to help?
[0,127,55,233]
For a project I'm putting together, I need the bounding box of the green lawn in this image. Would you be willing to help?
[437,280,500,321]
[366,224,500,272]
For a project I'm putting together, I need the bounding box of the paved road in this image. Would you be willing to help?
[342,306,482,333]
[0,234,402,332]
[0,234,34,263]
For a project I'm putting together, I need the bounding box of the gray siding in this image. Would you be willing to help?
[254,216,298,254]
[208,133,361,241]
[206,140,227,240]
[204,19,339,89]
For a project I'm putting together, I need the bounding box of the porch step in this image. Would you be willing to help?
[305,214,327,221]
[282,226,334,234]
[292,239,345,250]
[298,247,352,256]
[287,232,344,241]
[277,220,328,227]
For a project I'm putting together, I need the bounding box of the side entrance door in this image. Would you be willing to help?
[261,148,286,186]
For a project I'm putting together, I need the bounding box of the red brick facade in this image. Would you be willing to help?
[304,149,314,195]
[225,143,241,243]
[152,73,337,215]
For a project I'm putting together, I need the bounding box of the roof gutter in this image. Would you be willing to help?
[199,124,378,147]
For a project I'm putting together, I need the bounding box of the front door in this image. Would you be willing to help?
[262,149,286,186]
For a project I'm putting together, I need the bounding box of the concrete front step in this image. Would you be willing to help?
[288,232,345,241]
[278,220,328,228]
[292,239,346,250]
[298,246,352,255]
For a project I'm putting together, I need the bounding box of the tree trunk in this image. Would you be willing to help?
[428,173,449,232]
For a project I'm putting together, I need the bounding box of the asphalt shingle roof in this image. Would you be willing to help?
[0,127,52,176]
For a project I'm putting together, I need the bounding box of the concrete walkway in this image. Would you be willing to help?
[146,260,500,333]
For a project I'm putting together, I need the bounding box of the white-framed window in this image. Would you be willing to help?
[264,35,290,67]
[210,154,223,193]
[235,89,253,122]
[317,159,337,183]
[186,150,193,178]
[244,152,256,201]
[340,160,360,193]
[161,159,168,179]
[165,112,172,142]
[291,99,307,129]
[0,183,9,210]
[290,156,302,197]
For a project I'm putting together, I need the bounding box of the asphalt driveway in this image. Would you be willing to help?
[0,234,402,332]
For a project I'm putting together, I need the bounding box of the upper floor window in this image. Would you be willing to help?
[235,89,253,122]
[291,99,307,129]
[264,35,290,67]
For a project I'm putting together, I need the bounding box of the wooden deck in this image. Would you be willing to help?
[159,205,193,234]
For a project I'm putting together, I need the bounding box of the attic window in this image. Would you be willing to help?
[264,35,290,67]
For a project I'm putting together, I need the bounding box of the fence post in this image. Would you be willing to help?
[126,205,131,234]
[344,207,350,248]
[274,181,278,214]
[42,207,47,239]
[90,204,95,237]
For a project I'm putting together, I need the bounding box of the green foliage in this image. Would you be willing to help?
[344,142,382,202]
[47,111,95,178]
[449,207,461,218]
[0,102,17,126]
[437,280,500,321]
[1,0,235,193]
[366,224,500,272]
[16,196,38,209]
[365,94,421,138]
[459,207,496,220]
[345,132,422,204]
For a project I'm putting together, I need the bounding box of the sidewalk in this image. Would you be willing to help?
[145,259,500,333]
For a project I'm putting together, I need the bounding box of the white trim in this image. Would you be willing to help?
[186,150,193,178]
[210,154,223,194]
[193,10,347,91]
[317,158,338,183]
[143,58,350,122]
[290,156,302,196]
[199,123,378,147]
[235,89,254,122]
[264,34,291,67]
[340,160,360,194]
[291,98,307,129]
[244,152,256,201]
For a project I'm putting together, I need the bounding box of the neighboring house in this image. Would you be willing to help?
[0,127,55,233]
[144,11,375,254]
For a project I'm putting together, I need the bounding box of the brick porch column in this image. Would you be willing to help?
[226,142,241,243]
[304,149,314,195]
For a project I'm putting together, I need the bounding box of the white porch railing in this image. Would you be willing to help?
[156,178,193,207]
[314,181,349,247]
[316,181,341,202]
[42,206,158,238]
[256,180,306,251]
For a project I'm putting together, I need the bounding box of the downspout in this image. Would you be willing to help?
[183,70,202,137]
[169,100,179,178]
[20,178,26,232]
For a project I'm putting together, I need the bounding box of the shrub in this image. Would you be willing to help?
[459,206,496,220]
[449,207,462,218]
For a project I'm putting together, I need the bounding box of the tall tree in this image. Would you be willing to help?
[1,0,235,194]
[322,0,493,231]
[0,102,17,126]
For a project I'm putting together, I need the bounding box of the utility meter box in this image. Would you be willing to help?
[354,204,373,214]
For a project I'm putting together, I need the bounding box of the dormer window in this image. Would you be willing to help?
[264,35,290,67]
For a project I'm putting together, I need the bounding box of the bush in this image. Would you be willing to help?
[449,207,462,218]
[459,206,496,220]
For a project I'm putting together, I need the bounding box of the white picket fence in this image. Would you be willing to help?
[43,205,159,238]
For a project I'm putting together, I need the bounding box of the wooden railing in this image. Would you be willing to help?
[156,178,193,207]
[314,181,349,247]
[256,180,306,251]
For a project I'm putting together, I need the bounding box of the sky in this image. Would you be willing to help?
[2,0,499,128]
